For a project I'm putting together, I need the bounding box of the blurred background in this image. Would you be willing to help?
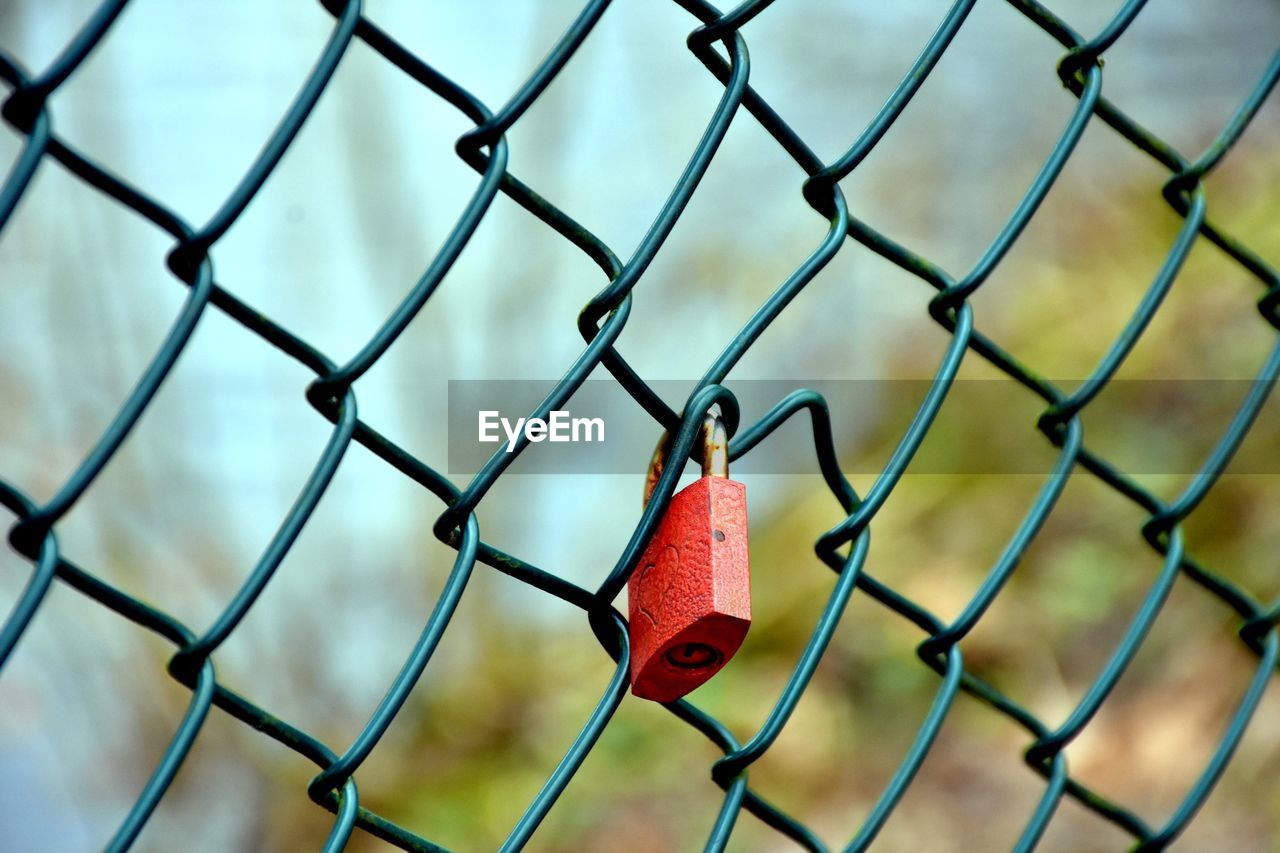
[2,0,1280,850]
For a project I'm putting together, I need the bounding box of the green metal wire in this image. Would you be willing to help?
[2,0,1279,849]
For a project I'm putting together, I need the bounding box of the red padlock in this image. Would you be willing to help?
[628,413,751,702]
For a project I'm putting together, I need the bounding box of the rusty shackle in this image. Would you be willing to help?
[643,412,729,507]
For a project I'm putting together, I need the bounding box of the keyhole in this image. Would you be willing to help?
[664,642,723,671]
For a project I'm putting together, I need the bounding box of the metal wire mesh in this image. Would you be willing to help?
[2,0,1280,849]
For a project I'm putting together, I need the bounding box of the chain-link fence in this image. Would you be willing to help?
[2,0,1280,850]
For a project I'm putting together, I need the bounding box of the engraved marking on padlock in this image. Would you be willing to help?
[636,544,679,627]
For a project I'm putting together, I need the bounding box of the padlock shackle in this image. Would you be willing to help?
[644,413,729,506]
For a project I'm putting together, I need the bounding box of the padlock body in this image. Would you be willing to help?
[628,475,750,702]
